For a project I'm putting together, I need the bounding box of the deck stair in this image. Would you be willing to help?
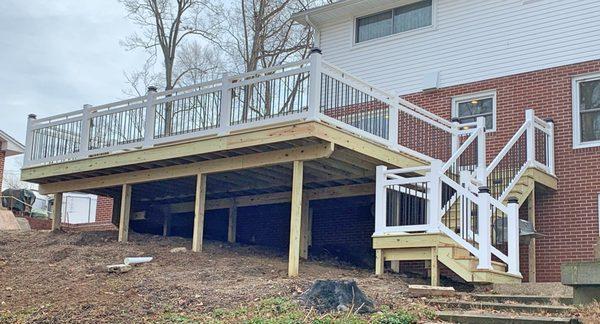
[374,109,557,285]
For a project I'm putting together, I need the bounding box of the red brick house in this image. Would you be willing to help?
[19,0,600,285]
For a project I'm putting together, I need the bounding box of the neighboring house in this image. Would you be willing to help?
[1,129,113,229]
[18,0,599,286]
[0,130,25,190]
[58,193,115,231]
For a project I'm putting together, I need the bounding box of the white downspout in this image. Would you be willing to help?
[305,15,321,48]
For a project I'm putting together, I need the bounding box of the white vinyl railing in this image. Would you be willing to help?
[374,111,555,277]
[24,50,463,168]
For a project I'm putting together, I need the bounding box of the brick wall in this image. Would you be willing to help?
[95,196,114,224]
[0,150,5,190]
[403,59,600,282]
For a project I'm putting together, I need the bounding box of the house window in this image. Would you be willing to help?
[356,0,433,43]
[573,74,600,148]
[452,91,497,131]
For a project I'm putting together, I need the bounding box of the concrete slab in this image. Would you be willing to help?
[561,260,600,304]
[437,311,579,324]
[428,300,574,314]
[472,294,573,305]
[408,284,456,298]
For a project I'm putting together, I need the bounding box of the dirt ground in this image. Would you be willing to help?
[0,230,430,323]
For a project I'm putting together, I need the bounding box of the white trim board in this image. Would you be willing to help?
[572,72,600,149]
[451,90,497,132]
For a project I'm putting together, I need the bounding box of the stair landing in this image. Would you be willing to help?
[373,233,522,285]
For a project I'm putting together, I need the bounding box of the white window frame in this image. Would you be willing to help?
[572,73,600,149]
[352,0,437,47]
[452,90,497,132]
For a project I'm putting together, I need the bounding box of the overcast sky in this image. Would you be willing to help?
[0,1,147,172]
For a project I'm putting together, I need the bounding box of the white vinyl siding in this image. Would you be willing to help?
[319,0,600,96]
[573,73,600,148]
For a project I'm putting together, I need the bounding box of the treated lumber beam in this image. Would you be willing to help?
[118,184,132,242]
[39,142,334,194]
[24,121,425,184]
[288,161,303,277]
[192,174,207,252]
[528,189,537,283]
[311,123,424,168]
[167,183,374,213]
[51,193,63,231]
[22,122,318,181]
[375,249,384,276]
[431,247,440,286]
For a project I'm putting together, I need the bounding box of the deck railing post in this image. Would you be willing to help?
[23,114,37,167]
[427,159,443,233]
[389,106,400,149]
[525,109,535,163]
[451,118,460,155]
[143,86,158,148]
[374,165,387,235]
[476,117,487,184]
[219,74,233,135]
[544,117,555,174]
[308,48,322,121]
[477,186,493,270]
[507,197,521,276]
[80,104,92,158]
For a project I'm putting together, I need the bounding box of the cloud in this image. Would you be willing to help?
[0,0,147,172]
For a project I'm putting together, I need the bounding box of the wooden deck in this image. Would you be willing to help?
[23,120,425,194]
[22,120,426,277]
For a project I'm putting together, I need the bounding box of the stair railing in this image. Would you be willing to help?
[485,109,555,201]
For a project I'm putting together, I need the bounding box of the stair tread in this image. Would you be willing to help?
[472,294,574,305]
[436,311,579,324]
[472,268,522,278]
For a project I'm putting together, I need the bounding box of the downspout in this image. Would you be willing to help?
[305,14,321,48]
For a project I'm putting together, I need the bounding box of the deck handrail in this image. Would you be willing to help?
[23,50,467,168]
[374,109,554,277]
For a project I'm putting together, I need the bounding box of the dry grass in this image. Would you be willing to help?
[0,230,435,323]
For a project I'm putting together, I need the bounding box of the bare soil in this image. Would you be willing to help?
[0,230,426,323]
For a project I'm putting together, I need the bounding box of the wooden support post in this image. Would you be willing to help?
[118,184,132,242]
[192,174,207,252]
[390,261,400,273]
[528,190,537,282]
[308,207,313,248]
[162,212,172,237]
[300,197,310,260]
[431,247,440,286]
[51,193,63,231]
[288,160,304,277]
[227,199,237,243]
[375,249,384,276]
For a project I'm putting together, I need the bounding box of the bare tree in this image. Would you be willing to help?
[216,0,323,73]
[211,0,333,121]
[120,0,223,136]
[120,0,222,90]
